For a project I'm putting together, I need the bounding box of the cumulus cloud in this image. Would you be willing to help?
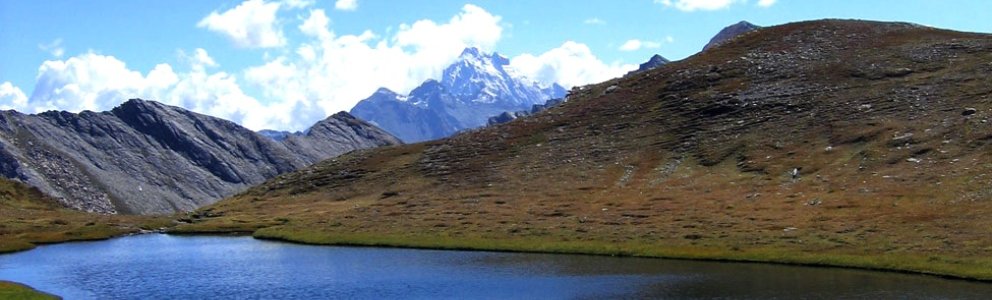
[0,82,29,111]
[655,0,743,11]
[583,18,606,25]
[179,48,218,69]
[392,4,502,69]
[11,50,275,129]
[236,4,506,129]
[757,0,777,7]
[509,41,636,88]
[334,0,358,11]
[618,39,662,51]
[197,0,286,48]
[11,4,625,131]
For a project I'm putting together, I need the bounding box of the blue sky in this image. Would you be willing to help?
[1,0,990,130]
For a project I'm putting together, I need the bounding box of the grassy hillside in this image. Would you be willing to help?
[177,20,992,280]
[0,178,172,254]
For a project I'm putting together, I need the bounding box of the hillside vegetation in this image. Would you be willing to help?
[177,20,992,280]
[0,178,170,254]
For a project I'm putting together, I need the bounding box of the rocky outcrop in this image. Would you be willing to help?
[0,99,399,214]
[626,54,671,76]
[487,97,566,126]
[703,21,761,51]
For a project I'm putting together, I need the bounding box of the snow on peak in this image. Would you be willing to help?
[440,47,561,105]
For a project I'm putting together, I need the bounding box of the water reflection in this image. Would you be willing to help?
[0,234,988,299]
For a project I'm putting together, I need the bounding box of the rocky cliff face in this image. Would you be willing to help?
[351,47,567,143]
[0,99,399,214]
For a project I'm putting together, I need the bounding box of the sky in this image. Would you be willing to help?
[1,0,990,131]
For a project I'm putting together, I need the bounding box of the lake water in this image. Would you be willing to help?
[0,234,990,299]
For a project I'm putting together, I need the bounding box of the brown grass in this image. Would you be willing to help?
[0,178,173,253]
[179,20,992,280]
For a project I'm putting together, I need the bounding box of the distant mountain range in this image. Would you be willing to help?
[490,52,672,126]
[0,99,399,214]
[350,47,567,143]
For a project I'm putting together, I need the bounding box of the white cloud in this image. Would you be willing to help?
[393,4,503,68]
[757,0,777,7]
[0,82,29,111]
[15,51,276,129]
[655,0,743,11]
[38,38,65,58]
[236,4,506,130]
[13,4,626,132]
[197,0,286,48]
[281,0,314,9]
[179,48,218,69]
[298,8,333,41]
[619,39,662,51]
[509,41,636,88]
[619,39,642,51]
[583,18,606,25]
[334,0,358,11]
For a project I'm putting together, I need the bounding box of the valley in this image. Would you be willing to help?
[2,12,992,298]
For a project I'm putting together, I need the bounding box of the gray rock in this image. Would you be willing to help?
[963,107,978,116]
[604,85,619,95]
[487,97,567,126]
[0,99,399,214]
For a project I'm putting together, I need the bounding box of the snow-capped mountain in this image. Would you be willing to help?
[351,47,567,143]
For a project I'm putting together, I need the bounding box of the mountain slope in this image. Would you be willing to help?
[351,48,566,142]
[0,99,399,214]
[185,20,992,279]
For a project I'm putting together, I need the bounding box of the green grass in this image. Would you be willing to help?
[0,281,59,300]
[251,226,992,281]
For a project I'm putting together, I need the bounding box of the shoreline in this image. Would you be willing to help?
[244,226,992,283]
[5,227,992,284]
[0,280,59,299]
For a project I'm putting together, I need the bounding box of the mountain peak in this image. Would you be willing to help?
[352,47,567,143]
[703,20,761,51]
[732,20,757,28]
[626,54,671,76]
[374,87,398,96]
[459,47,483,58]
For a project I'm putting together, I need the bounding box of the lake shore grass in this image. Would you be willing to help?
[0,281,60,300]
[0,215,175,255]
[213,225,992,282]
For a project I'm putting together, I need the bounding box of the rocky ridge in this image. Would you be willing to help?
[0,99,399,214]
